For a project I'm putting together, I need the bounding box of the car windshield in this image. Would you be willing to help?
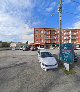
[41,52,53,58]
[24,46,29,48]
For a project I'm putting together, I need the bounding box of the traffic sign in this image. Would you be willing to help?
[60,43,74,64]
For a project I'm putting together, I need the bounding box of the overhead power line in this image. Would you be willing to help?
[52,1,80,18]
[52,0,80,19]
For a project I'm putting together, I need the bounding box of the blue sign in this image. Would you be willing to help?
[60,43,74,64]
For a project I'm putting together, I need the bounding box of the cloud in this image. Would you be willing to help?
[46,2,56,12]
[76,5,80,12]
[0,0,38,43]
[21,34,34,43]
[72,21,80,29]
[0,0,57,43]
[46,7,53,12]
[0,0,36,12]
[0,11,34,43]
[63,0,71,4]
[0,0,36,22]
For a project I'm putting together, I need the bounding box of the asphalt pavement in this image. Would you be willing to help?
[0,49,80,92]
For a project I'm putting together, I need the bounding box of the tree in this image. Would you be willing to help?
[26,41,28,44]
[2,42,10,47]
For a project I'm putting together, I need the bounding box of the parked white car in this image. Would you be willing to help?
[38,50,58,71]
[37,47,44,50]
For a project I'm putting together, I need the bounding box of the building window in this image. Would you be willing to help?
[52,36,54,38]
[58,31,59,33]
[58,40,59,42]
[36,35,38,37]
[45,36,49,39]
[45,31,49,35]
[36,40,38,42]
[66,41,68,43]
[45,40,49,43]
[42,40,43,42]
[40,39,43,42]
[52,40,55,43]
[41,30,44,34]
[35,30,38,34]
[40,35,43,38]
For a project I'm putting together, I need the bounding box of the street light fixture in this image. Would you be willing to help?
[51,14,54,16]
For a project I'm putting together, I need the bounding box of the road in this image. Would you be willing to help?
[0,50,80,92]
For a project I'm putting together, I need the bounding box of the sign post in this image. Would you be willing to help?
[60,43,74,71]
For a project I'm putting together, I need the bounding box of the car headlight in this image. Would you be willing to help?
[54,63,58,66]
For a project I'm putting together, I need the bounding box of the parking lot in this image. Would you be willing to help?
[0,49,80,92]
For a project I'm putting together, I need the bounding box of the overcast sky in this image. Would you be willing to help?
[0,0,80,43]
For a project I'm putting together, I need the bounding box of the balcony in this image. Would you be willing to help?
[65,34,70,36]
[64,37,70,40]
[71,41,76,43]
[45,37,56,40]
[45,38,50,40]
[55,32,59,35]
[71,33,77,36]
[50,33,56,36]
[51,40,57,43]
[64,33,70,36]
[51,32,55,34]
[71,37,76,40]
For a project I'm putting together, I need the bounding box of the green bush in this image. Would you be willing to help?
[2,42,10,47]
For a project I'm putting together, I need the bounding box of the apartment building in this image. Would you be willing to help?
[34,28,57,48]
[34,28,80,48]
[62,29,80,44]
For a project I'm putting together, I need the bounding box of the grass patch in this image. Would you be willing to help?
[62,68,76,75]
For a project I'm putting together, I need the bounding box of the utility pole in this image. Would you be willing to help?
[58,0,62,60]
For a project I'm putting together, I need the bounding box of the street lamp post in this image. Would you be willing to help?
[59,0,62,60]
[51,0,62,60]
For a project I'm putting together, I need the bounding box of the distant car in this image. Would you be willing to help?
[50,47,55,49]
[23,45,30,51]
[15,47,20,50]
[74,53,78,62]
[37,46,44,50]
[74,53,80,62]
[19,46,23,50]
[30,46,38,51]
[38,50,58,71]
[77,54,80,61]
[74,47,80,50]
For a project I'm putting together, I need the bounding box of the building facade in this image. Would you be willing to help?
[61,29,80,44]
[34,28,80,48]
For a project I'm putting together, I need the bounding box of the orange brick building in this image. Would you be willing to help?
[34,28,80,48]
